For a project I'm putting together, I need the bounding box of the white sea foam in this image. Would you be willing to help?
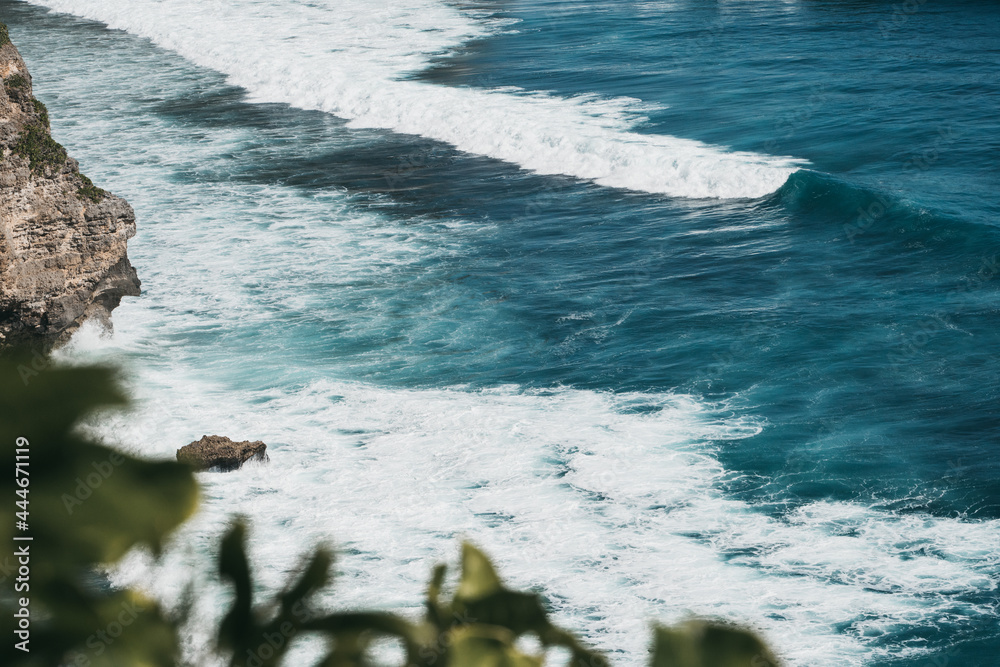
[49,148,997,667]
[58,343,1000,667]
[26,0,802,198]
[24,5,997,664]
[52,164,999,665]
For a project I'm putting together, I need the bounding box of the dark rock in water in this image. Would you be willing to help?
[176,435,268,472]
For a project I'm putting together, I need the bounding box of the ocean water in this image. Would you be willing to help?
[3,0,999,664]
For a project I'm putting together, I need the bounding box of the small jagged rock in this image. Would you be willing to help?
[176,435,269,472]
[0,28,140,350]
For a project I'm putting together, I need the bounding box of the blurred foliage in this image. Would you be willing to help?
[0,350,781,666]
[651,622,780,667]
[214,525,613,667]
[0,22,10,48]
[0,352,199,667]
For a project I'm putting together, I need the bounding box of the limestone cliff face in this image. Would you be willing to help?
[0,26,139,349]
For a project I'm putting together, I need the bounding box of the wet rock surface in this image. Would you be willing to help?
[176,435,269,472]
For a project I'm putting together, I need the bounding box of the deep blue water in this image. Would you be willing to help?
[3,0,999,664]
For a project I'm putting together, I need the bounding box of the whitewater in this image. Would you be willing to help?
[8,0,999,665]
[24,0,802,199]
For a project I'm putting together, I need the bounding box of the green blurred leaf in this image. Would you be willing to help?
[447,543,609,667]
[425,562,450,630]
[651,621,781,667]
[457,543,503,601]
[447,625,543,667]
[0,351,198,667]
[218,520,255,657]
[279,547,333,613]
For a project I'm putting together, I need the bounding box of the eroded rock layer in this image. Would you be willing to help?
[0,26,139,349]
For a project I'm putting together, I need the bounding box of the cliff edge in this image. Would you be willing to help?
[0,23,139,350]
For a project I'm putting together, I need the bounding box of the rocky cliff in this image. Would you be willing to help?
[0,24,139,350]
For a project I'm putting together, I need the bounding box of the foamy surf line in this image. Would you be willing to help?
[59,327,1000,667]
[25,0,803,199]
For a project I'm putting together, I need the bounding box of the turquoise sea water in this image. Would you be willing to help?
[3,0,999,664]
